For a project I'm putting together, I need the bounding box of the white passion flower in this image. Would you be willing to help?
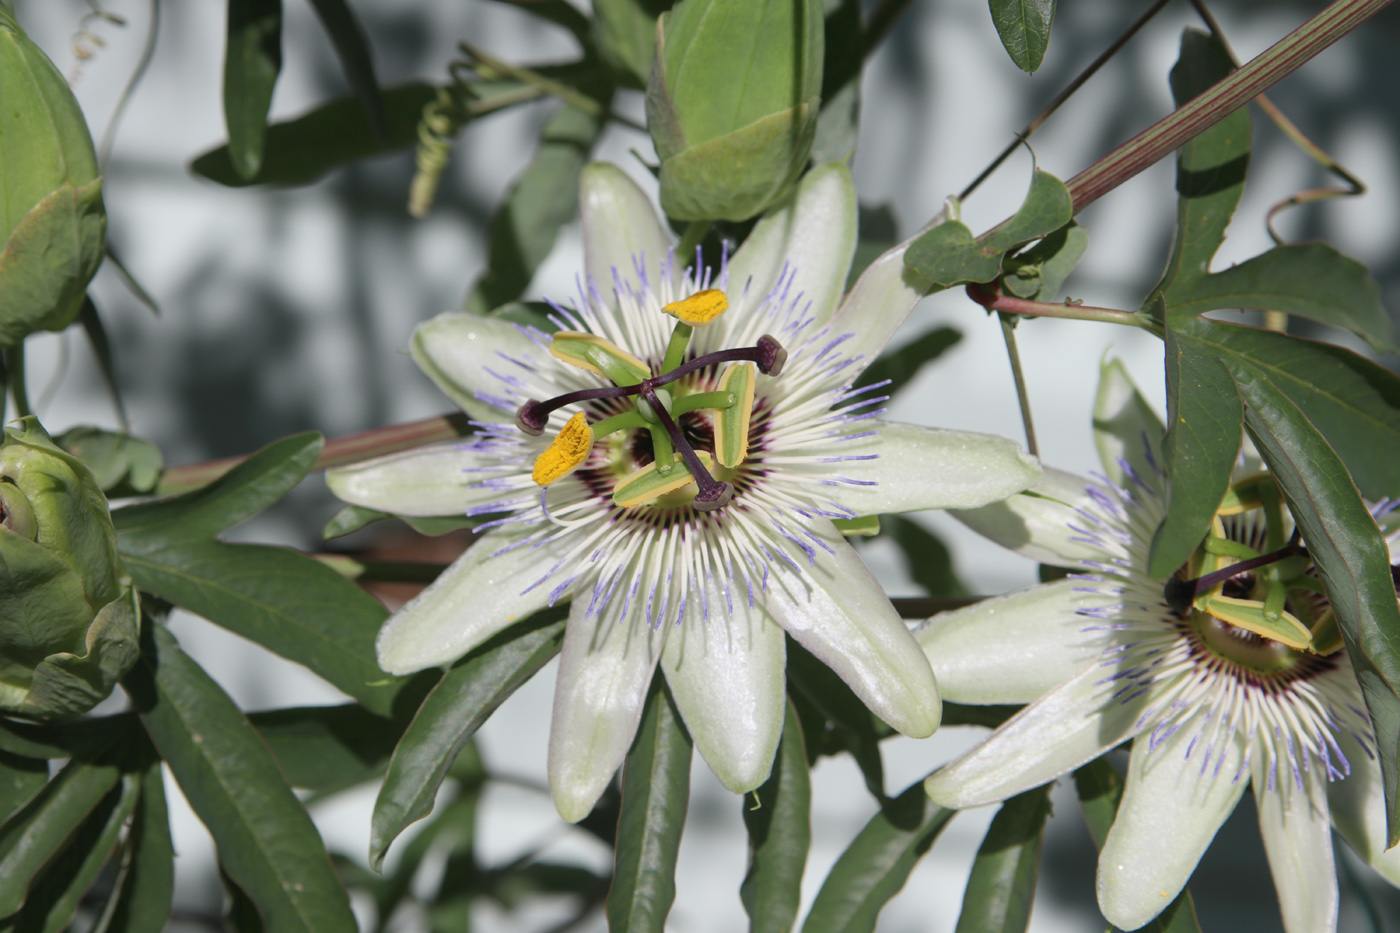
[917,359,1400,932]
[327,162,1042,822]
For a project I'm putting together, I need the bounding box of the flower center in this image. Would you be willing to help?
[514,288,787,513]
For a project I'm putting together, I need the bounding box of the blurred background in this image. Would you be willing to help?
[12,0,1400,929]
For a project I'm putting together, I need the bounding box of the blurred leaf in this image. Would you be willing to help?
[223,0,283,180]
[741,699,811,933]
[905,170,1071,287]
[462,101,609,315]
[102,754,174,933]
[370,613,565,871]
[103,246,158,317]
[77,297,130,426]
[305,0,385,138]
[855,326,962,397]
[883,515,970,598]
[988,0,1055,72]
[802,780,955,933]
[846,204,898,289]
[940,703,1020,730]
[193,82,436,187]
[0,752,45,823]
[787,639,887,800]
[1002,222,1088,301]
[492,0,592,44]
[811,0,861,165]
[250,705,405,793]
[57,426,162,497]
[1232,365,1400,846]
[607,680,692,933]
[485,861,609,909]
[1074,759,1202,932]
[322,504,389,540]
[404,515,477,537]
[955,783,1051,933]
[592,0,670,87]
[125,623,358,933]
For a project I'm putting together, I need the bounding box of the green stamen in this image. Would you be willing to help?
[591,411,648,438]
[661,321,693,375]
[672,390,737,414]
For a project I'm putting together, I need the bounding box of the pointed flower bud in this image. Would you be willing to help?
[0,10,107,347]
[645,0,824,221]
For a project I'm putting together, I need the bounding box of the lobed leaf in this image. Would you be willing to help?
[741,699,812,933]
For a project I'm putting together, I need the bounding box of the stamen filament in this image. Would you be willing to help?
[661,321,692,375]
[673,390,737,414]
[1165,528,1304,614]
[592,411,647,437]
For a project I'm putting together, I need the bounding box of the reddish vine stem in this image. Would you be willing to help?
[966,281,1154,331]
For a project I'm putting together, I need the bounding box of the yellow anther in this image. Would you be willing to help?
[663,289,728,326]
[532,413,594,486]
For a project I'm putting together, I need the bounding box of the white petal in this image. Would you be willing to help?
[725,162,856,329]
[817,421,1040,515]
[925,661,1171,808]
[916,579,1103,704]
[580,162,674,306]
[950,467,1112,568]
[1326,731,1400,885]
[1097,728,1249,931]
[548,593,668,823]
[326,443,517,517]
[1093,357,1166,492]
[762,521,940,738]
[375,525,569,674]
[827,217,942,370]
[1256,768,1338,933]
[411,312,550,419]
[661,575,786,794]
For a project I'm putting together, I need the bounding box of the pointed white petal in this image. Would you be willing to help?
[411,312,551,419]
[916,579,1104,704]
[726,162,856,328]
[827,219,941,370]
[1257,768,1338,933]
[661,576,786,794]
[951,467,1114,569]
[548,594,667,823]
[763,521,940,738]
[1326,732,1400,885]
[1097,728,1249,931]
[925,661,1172,808]
[375,525,570,674]
[817,422,1040,515]
[580,163,674,306]
[326,443,519,517]
[1093,357,1166,492]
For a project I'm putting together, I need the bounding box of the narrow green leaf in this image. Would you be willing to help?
[0,716,130,761]
[741,699,811,933]
[787,640,887,800]
[223,0,283,180]
[101,754,174,933]
[304,0,385,138]
[370,613,565,870]
[103,245,159,317]
[0,751,122,917]
[1147,320,1242,579]
[1073,759,1202,932]
[219,864,266,933]
[801,780,955,933]
[77,297,129,427]
[883,516,970,598]
[955,784,1051,933]
[322,504,388,540]
[250,705,405,793]
[607,680,692,933]
[855,327,962,397]
[0,753,45,824]
[125,623,358,933]
[112,432,322,541]
[988,0,1056,73]
[1229,364,1400,847]
[193,83,436,187]
[462,102,608,315]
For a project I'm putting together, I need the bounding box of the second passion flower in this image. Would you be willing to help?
[328,161,1041,821]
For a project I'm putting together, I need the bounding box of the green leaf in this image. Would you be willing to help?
[801,780,955,933]
[1002,222,1088,301]
[855,327,962,397]
[988,0,1056,73]
[249,705,404,793]
[1229,365,1400,846]
[193,82,437,187]
[0,752,45,824]
[954,784,1051,933]
[223,0,283,180]
[1147,320,1242,579]
[883,515,970,598]
[1073,759,1202,932]
[370,613,565,871]
[811,0,862,166]
[607,679,692,933]
[102,754,174,933]
[56,426,162,497]
[304,0,385,139]
[0,716,129,761]
[322,504,389,540]
[741,699,811,933]
[905,169,1071,288]
[495,0,592,45]
[125,623,358,933]
[787,640,886,800]
[462,102,609,315]
[592,0,670,87]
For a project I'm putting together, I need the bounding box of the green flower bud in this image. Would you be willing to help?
[0,418,138,719]
[0,10,107,347]
[646,0,823,222]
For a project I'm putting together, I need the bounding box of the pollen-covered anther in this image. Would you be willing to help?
[662,288,728,326]
[532,412,594,486]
